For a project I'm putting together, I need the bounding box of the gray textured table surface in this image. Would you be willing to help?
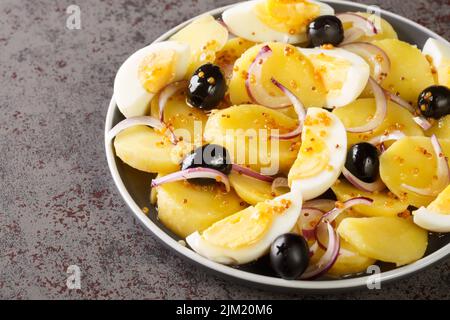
[0,0,449,300]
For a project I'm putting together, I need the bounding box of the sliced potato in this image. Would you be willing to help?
[332,180,409,217]
[338,217,428,266]
[151,91,207,144]
[427,115,450,140]
[333,98,424,147]
[329,240,376,276]
[380,136,450,208]
[204,104,301,175]
[114,126,180,173]
[229,171,276,205]
[229,42,326,107]
[343,12,398,42]
[215,37,255,80]
[157,180,245,238]
[372,39,435,105]
[170,14,228,75]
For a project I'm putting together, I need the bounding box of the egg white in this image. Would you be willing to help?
[298,48,370,108]
[186,183,303,265]
[422,38,450,87]
[290,108,347,200]
[114,41,190,118]
[222,0,334,44]
[413,207,450,233]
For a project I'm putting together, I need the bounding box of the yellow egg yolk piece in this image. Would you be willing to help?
[138,49,177,94]
[202,198,292,249]
[256,0,320,35]
[308,53,351,99]
[427,185,450,214]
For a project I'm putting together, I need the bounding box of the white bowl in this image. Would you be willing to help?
[105,0,450,292]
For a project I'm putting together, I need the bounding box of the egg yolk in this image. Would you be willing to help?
[427,185,450,214]
[308,53,351,98]
[256,0,320,35]
[138,49,177,93]
[202,198,291,249]
[289,128,330,181]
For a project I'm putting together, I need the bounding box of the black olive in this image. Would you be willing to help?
[270,233,310,280]
[307,15,344,47]
[181,144,232,184]
[418,85,450,119]
[345,143,380,183]
[187,63,227,110]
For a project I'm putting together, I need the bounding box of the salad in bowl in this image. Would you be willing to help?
[107,0,450,283]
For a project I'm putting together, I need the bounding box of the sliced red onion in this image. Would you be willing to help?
[231,164,275,183]
[341,27,365,45]
[402,135,450,196]
[413,116,433,131]
[270,78,305,140]
[337,13,378,36]
[298,207,324,241]
[300,222,340,280]
[346,77,387,133]
[271,177,289,195]
[322,197,373,223]
[151,167,231,192]
[342,167,386,192]
[368,130,406,146]
[245,45,291,108]
[158,80,188,121]
[340,42,390,83]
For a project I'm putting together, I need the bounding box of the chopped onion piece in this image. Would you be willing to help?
[413,116,433,131]
[301,222,340,280]
[346,78,387,133]
[342,167,386,192]
[337,13,378,36]
[151,167,231,192]
[246,46,291,108]
[341,27,365,45]
[270,78,305,140]
[322,197,373,223]
[340,42,390,83]
[304,199,336,212]
[108,116,178,144]
[368,130,406,146]
[158,80,188,121]
[402,135,450,196]
[232,164,275,183]
[298,207,324,241]
[271,177,289,194]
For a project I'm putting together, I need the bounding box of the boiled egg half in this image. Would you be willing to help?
[413,184,450,233]
[422,38,450,87]
[222,0,334,44]
[114,41,190,118]
[288,108,347,200]
[186,184,303,265]
[298,47,370,108]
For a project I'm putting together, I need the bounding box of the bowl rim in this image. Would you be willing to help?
[105,0,450,292]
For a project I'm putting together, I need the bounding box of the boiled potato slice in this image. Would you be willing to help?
[157,180,245,238]
[427,115,450,139]
[151,91,207,144]
[338,217,428,266]
[114,126,180,173]
[333,98,423,147]
[380,136,450,208]
[332,180,409,217]
[216,37,255,80]
[372,39,435,105]
[229,42,326,107]
[170,14,228,75]
[229,171,277,205]
[204,104,301,175]
[343,12,398,42]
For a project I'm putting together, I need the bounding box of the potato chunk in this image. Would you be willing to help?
[338,217,428,266]
[157,180,245,238]
[229,171,276,205]
[380,136,450,208]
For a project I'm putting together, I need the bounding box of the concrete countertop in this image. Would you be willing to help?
[0,0,449,299]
